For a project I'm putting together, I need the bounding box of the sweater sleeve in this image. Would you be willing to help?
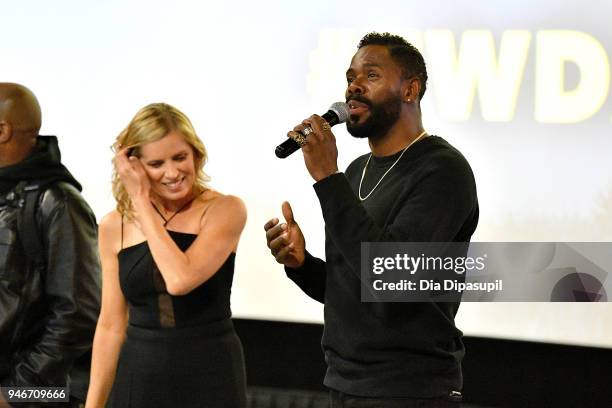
[285,251,326,303]
[313,158,478,278]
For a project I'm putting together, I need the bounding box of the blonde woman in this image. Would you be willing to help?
[85,103,247,407]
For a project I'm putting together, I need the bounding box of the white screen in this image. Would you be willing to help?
[4,0,612,348]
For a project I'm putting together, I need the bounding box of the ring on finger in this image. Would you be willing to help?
[290,132,307,147]
[322,121,331,131]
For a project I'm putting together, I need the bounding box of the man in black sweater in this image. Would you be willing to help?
[265,33,478,407]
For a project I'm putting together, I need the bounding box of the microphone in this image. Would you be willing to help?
[275,102,349,159]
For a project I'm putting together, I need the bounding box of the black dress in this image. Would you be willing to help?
[107,230,247,408]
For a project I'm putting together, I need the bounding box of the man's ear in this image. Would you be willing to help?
[0,121,12,143]
[402,77,421,104]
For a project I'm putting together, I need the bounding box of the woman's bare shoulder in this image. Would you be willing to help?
[98,210,123,254]
[199,190,246,225]
[99,209,122,234]
[205,190,244,211]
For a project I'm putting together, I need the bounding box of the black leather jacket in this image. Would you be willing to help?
[0,140,101,401]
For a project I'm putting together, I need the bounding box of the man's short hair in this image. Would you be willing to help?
[358,32,428,100]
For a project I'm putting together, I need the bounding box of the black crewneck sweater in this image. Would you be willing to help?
[286,136,479,398]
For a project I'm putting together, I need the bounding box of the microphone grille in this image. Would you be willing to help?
[329,102,350,123]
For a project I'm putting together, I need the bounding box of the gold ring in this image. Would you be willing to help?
[290,132,307,147]
[322,122,331,131]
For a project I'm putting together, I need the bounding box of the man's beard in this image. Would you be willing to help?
[346,93,402,141]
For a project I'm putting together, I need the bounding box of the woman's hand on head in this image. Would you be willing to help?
[114,147,151,203]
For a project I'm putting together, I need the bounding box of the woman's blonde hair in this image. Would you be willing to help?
[112,103,210,218]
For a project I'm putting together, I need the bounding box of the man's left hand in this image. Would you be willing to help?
[288,114,338,182]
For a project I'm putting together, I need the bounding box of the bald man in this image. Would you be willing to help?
[0,83,100,407]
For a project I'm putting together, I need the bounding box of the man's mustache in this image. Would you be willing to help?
[346,95,372,108]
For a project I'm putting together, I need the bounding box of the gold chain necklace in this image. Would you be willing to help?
[358,131,427,201]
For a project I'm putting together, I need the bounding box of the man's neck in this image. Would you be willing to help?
[368,116,425,157]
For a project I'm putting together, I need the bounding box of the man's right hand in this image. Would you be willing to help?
[264,201,305,268]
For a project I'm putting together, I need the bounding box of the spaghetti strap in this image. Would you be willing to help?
[120,215,124,250]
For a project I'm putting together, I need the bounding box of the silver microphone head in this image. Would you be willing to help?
[329,101,350,123]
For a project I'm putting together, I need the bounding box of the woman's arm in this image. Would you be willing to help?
[85,212,128,408]
[134,194,247,295]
